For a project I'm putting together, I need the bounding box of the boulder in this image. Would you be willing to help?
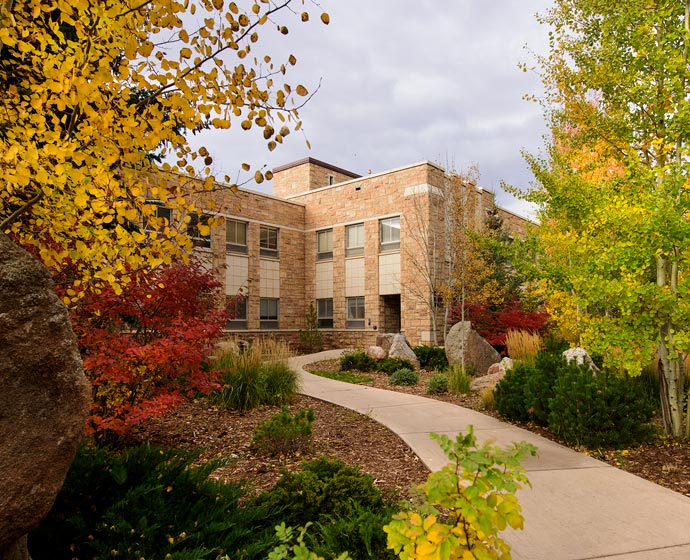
[486,362,505,377]
[563,347,599,372]
[501,357,514,371]
[367,345,387,360]
[471,369,506,392]
[0,234,91,559]
[445,321,501,376]
[388,334,420,368]
[375,333,396,355]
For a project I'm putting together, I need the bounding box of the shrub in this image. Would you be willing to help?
[447,364,472,394]
[384,427,536,559]
[389,368,419,386]
[426,372,449,395]
[256,457,387,523]
[494,363,532,421]
[377,357,415,375]
[548,366,656,448]
[251,407,315,457]
[340,350,376,372]
[505,329,542,365]
[29,444,279,560]
[523,350,564,425]
[412,346,448,370]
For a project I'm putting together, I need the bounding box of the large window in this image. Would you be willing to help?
[260,297,279,329]
[226,295,247,329]
[226,219,247,253]
[316,229,333,261]
[317,298,333,328]
[345,223,364,257]
[346,296,365,329]
[379,216,400,252]
[260,225,279,258]
[187,212,211,248]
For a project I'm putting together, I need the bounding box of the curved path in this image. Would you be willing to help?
[290,350,690,560]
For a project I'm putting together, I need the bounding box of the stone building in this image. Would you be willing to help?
[188,157,529,348]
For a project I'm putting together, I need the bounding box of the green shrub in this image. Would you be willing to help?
[548,366,656,448]
[377,357,415,375]
[340,350,376,372]
[384,427,536,559]
[29,444,279,560]
[310,369,374,384]
[426,372,449,395]
[523,350,564,425]
[262,360,299,406]
[251,407,315,457]
[256,457,386,522]
[413,346,448,370]
[447,364,472,394]
[494,363,532,421]
[389,368,419,386]
[299,302,324,354]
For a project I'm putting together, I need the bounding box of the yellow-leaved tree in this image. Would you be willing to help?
[0,0,328,296]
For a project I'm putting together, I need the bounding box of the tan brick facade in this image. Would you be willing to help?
[191,158,530,348]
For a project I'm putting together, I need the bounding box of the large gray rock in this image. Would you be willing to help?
[0,234,91,559]
[375,333,395,355]
[445,321,501,376]
[563,347,599,372]
[388,334,420,368]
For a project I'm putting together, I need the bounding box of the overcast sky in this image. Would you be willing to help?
[188,1,554,218]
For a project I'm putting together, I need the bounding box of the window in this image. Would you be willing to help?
[260,297,279,329]
[187,212,211,248]
[327,174,335,185]
[316,229,333,261]
[143,201,172,232]
[346,296,365,329]
[226,219,248,253]
[260,226,279,258]
[379,216,400,252]
[226,295,247,329]
[317,298,333,328]
[345,223,364,257]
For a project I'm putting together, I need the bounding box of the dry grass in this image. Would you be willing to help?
[505,329,542,365]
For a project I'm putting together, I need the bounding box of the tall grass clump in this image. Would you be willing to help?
[448,364,472,394]
[505,329,542,366]
[212,339,297,412]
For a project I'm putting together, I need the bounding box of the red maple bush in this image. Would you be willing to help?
[451,295,550,349]
[67,259,229,443]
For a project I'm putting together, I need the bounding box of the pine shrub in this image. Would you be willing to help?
[251,407,315,457]
[426,372,449,395]
[494,364,532,421]
[413,346,448,370]
[389,367,419,386]
[548,366,656,448]
[340,350,376,372]
[377,357,415,375]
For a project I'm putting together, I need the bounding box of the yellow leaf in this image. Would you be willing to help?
[321,12,330,24]
[296,84,308,96]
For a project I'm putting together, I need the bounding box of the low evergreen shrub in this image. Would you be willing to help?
[340,350,376,372]
[377,357,415,375]
[251,407,315,457]
[494,363,532,421]
[426,372,449,395]
[29,444,279,559]
[523,350,564,425]
[412,346,448,370]
[548,366,656,448]
[389,368,419,386]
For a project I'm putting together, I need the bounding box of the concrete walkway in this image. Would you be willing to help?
[290,350,690,560]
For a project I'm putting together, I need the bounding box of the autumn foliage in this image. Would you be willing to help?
[64,259,229,442]
[452,296,550,349]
